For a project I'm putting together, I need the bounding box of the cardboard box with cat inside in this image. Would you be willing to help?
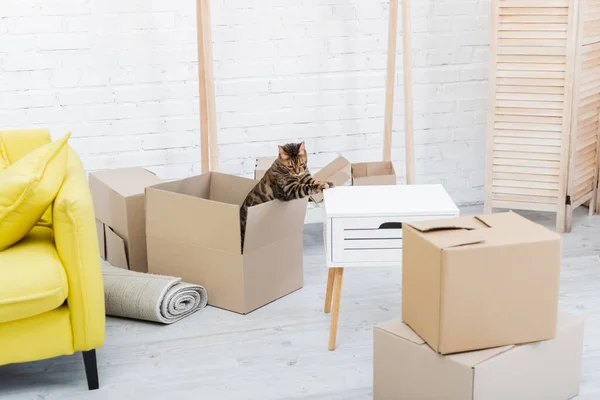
[145,172,307,314]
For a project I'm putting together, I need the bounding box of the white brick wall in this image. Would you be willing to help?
[0,0,490,205]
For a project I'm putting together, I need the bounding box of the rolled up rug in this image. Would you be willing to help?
[102,263,208,324]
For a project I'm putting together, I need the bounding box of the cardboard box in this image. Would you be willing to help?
[89,168,163,272]
[145,172,307,314]
[351,161,396,185]
[254,156,277,180]
[374,313,584,400]
[310,156,351,203]
[402,211,561,354]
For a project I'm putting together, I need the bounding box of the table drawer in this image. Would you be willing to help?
[332,217,404,263]
[330,214,456,264]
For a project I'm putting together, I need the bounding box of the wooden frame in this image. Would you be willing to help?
[196,0,218,173]
[485,0,600,232]
[383,0,415,184]
[196,0,415,177]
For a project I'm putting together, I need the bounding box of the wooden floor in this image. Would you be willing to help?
[1,206,600,399]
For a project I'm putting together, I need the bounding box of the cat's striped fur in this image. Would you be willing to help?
[240,142,333,253]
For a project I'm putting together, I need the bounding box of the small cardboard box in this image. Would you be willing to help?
[402,211,561,355]
[145,172,307,314]
[254,156,277,180]
[89,168,163,272]
[351,161,396,185]
[374,313,584,400]
[310,156,351,203]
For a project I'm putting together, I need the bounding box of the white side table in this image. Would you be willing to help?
[322,184,459,350]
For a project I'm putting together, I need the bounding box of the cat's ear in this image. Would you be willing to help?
[278,145,289,160]
[298,141,306,155]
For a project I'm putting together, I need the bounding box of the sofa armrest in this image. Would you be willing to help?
[53,148,105,351]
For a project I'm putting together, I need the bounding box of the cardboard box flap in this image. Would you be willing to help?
[313,156,351,184]
[90,167,163,197]
[105,226,129,270]
[311,156,351,203]
[376,318,425,346]
[211,172,257,206]
[447,344,515,368]
[255,156,277,171]
[150,174,210,199]
[409,216,488,233]
[146,181,242,254]
[244,197,308,253]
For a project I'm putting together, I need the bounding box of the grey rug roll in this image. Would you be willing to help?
[102,263,208,324]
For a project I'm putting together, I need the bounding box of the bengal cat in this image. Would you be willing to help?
[239,142,333,253]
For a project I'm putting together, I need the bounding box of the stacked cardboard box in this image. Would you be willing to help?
[89,168,163,272]
[374,212,585,400]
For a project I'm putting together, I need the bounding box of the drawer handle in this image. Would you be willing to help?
[378,222,403,229]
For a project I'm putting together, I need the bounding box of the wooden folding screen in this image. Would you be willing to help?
[485,0,600,232]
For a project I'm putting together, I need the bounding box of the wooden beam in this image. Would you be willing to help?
[401,0,415,184]
[196,0,218,172]
[484,0,500,213]
[383,0,398,164]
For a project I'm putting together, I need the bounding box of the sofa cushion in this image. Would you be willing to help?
[0,129,53,227]
[0,132,70,251]
[0,227,69,324]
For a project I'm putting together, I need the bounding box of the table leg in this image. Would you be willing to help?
[324,268,336,313]
[328,267,344,351]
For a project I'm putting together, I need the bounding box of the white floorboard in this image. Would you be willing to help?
[1,206,599,399]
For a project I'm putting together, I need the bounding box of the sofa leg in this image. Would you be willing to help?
[82,350,99,390]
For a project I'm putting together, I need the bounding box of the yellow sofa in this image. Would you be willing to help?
[0,129,105,390]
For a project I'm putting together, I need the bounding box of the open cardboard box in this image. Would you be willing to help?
[89,168,163,272]
[374,313,584,400]
[145,172,307,314]
[351,161,396,185]
[402,211,561,354]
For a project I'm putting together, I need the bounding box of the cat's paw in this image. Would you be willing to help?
[317,182,329,191]
[326,181,335,188]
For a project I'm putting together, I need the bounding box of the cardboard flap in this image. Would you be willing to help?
[448,344,514,368]
[105,226,129,270]
[244,197,308,253]
[96,219,106,260]
[409,217,484,233]
[376,319,425,345]
[90,168,163,198]
[434,230,485,248]
[211,172,257,206]
[146,183,242,254]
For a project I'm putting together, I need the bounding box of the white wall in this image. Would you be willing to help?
[0,0,490,205]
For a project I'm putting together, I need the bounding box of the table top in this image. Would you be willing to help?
[323,184,459,218]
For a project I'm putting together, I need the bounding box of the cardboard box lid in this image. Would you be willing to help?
[89,167,163,198]
[379,312,582,369]
[407,211,560,250]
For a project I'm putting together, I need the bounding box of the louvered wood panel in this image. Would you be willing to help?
[486,0,600,232]
[487,0,571,219]
[569,0,600,212]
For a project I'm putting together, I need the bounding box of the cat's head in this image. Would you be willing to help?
[278,142,308,176]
